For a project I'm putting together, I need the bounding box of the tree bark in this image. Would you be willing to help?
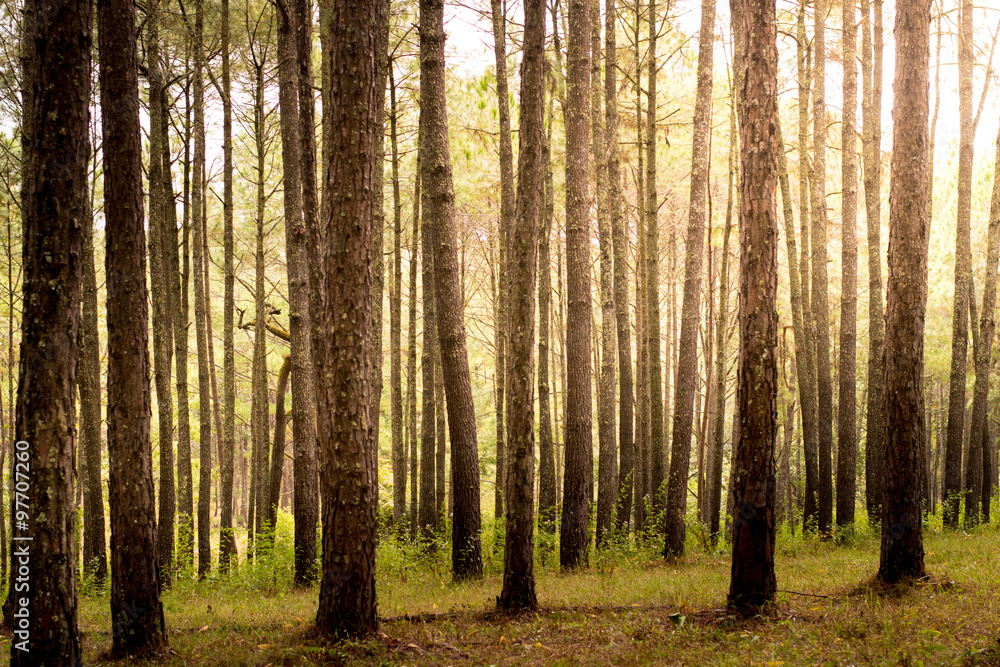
[561,0,592,569]
[314,0,383,637]
[878,0,929,584]
[728,0,779,611]
[665,0,715,557]
[99,0,168,650]
[419,137,438,537]
[407,152,421,537]
[420,0,484,578]
[7,0,86,659]
[539,94,557,535]
[266,356,292,531]
[837,0,859,529]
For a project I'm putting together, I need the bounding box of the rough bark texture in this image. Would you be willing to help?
[561,0,592,570]
[314,0,383,636]
[498,0,544,609]
[539,110,557,535]
[406,151,420,537]
[837,0,859,529]
[944,0,974,529]
[99,0,168,651]
[878,0,929,584]
[388,60,406,535]
[862,0,885,524]
[419,139,438,537]
[728,0,779,610]
[7,0,86,659]
[220,0,238,574]
[266,356,292,531]
[591,0,617,551]
[420,0,484,578]
[665,0,715,557]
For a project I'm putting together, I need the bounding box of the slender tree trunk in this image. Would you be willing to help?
[99,0,168,650]
[862,0,885,524]
[370,3,388,473]
[837,0,859,528]
[878,0,929,584]
[220,0,237,573]
[665,0,715,557]
[313,0,383,637]
[407,154,421,536]
[388,63,407,532]
[7,0,86,658]
[499,0,544,609]
[728,0,779,610]
[266,356,292,530]
[421,0,484,577]
[539,93,557,534]
[561,0,593,569]
[293,0,319,586]
[419,159,438,537]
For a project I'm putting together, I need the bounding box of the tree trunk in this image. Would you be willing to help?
[266,356,292,531]
[99,0,168,651]
[293,0,320,586]
[314,0,383,637]
[7,1,86,659]
[878,0,929,584]
[419,145,438,537]
[406,152,421,537]
[389,62,407,533]
[489,0,513,524]
[498,0,544,609]
[539,95,557,535]
[728,0,779,610]
[837,0,859,528]
[862,0,885,524]
[561,0,593,569]
[665,0,715,557]
[421,0,484,578]
[370,5,388,476]
[220,0,238,574]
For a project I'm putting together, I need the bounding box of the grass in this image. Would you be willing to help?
[2,517,1000,665]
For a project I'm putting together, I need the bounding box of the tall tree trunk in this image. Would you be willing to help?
[266,356,292,530]
[220,0,238,573]
[539,92,557,534]
[561,0,593,569]
[728,0,779,610]
[796,0,820,533]
[646,0,664,518]
[944,0,974,529]
[810,0,834,536]
[294,0,319,586]
[607,0,633,536]
[406,152,421,536]
[837,0,859,528]
[192,0,212,577]
[314,0,383,637]
[591,0,617,550]
[498,0,544,609]
[419,149,438,537]
[421,0,484,578]
[389,62,406,532]
[665,0,715,557]
[489,0,513,524]
[7,0,86,658]
[878,0,929,584]
[862,0,885,524]
[370,2,388,476]
[99,0,167,651]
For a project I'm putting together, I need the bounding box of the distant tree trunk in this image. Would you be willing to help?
[99,0,168,651]
[943,0,973,530]
[220,0,237,574]
[370,4,388,468]
[632,0,649,534]
[728,0,779,610]
[421,0,483,578]
[796,0,819,534]
[419,155,438,537]
[646,0,664,518]
[708,94,736,543]
[81,168,108,588]
[435,327,448,517]
[561,0,592,570]
[862,0,885,524]
[591,0,617,550]
[837,0,859,529]
[407,153,421,537]
[7,0,86,659]
[606,0,632,536]
[313,0,383,637]
[498,0,544,609]
[388,62,407,532]
[665,0,715,557]
[967,128,1000,526]
[539,96,557,534]
[489,0,513,524]
[810,0,834,537]
[878,0,929,584]
[293,0,319,586]
[266,356,292,530]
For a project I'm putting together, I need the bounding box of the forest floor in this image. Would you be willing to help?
[3,521,1000,665]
